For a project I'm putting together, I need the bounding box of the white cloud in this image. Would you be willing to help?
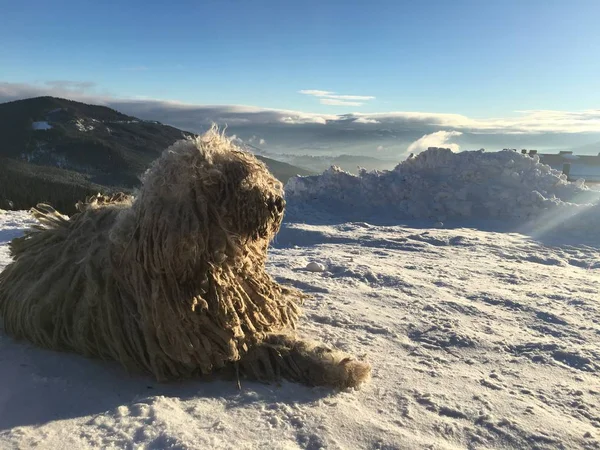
[280,115,329,125]
[248,135,266,146]
[320,98,364,107]
[354,117,380,124]
[350,110,600,134]
[330,94,375,101]
[299,89,376,106]
[298,90,334,97]
[407,131,463,154]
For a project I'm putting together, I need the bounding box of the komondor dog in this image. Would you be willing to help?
[0,128,371,389]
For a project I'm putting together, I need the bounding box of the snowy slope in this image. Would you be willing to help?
[1,208,599,449]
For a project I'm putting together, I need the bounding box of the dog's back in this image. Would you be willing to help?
[0,200,126,358]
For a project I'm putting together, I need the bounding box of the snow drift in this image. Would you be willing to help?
[285,148,600,232]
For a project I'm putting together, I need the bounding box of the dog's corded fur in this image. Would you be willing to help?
[0,128,371,389]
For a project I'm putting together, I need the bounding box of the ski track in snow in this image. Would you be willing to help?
[0,209,599,449]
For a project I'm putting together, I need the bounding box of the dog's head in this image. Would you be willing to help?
[125,128,285,276]
[206,147,286,240]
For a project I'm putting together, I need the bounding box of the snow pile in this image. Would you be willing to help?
[305,261,326,272]
[74,118,94,132]
[285,148,600,231]
[31,121,52,130]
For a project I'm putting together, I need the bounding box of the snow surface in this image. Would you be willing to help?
[31,121,52,131]
[1,148,600,449]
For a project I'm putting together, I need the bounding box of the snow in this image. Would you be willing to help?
[31,121,52,131]
[305,261,326,272]
[1,148,599,449]
[74,118,95,132]
[105,120,140,124]
[568,164,600,182]
[285,148,600,235]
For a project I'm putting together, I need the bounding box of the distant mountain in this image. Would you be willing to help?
[0,97,313,213]
[568,141,600,156]
[278,154,398,174]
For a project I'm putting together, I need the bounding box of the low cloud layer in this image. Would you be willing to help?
[407,131,463,155]
[2,81,599,135]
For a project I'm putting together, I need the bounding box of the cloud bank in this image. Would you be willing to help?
[2,81,599,135]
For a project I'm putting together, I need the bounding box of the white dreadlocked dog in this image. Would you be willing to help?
[0,128,371,389]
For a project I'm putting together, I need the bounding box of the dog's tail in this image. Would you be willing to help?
[6,204,71,259]
[30,203,71,231]
[237,333,372,389]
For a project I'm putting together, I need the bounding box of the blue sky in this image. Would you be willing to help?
[1,0,599,117]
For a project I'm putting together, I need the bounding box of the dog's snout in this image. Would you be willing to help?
[275,197,285,212]
[268,196,285,213]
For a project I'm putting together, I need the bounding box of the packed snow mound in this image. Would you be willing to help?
[285,148,600,231]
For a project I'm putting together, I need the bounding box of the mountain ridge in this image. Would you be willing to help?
[0,96,314,212]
